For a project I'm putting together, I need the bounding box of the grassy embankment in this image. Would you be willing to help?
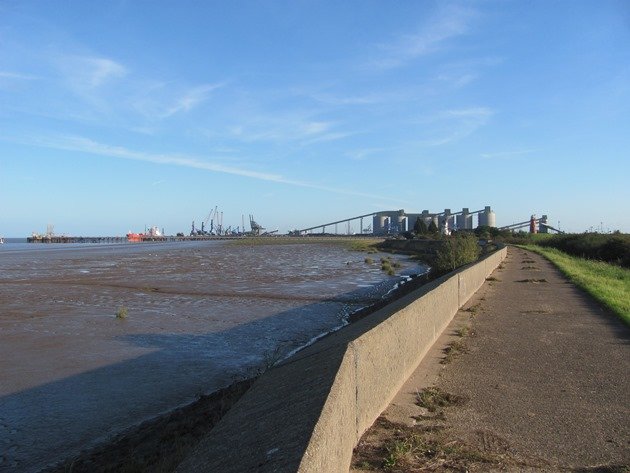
[229,235,384,249]
[519,244,630,325]
[513,232,630,325]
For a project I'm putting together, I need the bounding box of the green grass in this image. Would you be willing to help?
[344,238,383,252]
[229,236,383,250]
[520,245,630,325]
[455,326,470,337]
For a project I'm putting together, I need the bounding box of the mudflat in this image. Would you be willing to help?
[0,241,411,472]
[353,246,629,471]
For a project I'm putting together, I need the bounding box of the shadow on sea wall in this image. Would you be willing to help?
[1,272,426,473]
[175,247,507,473]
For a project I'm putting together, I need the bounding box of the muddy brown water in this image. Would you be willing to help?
[0,240,423,472]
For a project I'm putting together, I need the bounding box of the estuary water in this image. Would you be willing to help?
[0,240,425,472]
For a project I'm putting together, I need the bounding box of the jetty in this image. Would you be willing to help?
[25,235,246,244]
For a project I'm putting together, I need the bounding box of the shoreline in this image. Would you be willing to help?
[41,378,255,473]
[2,238,414,472]
[41,267,433,473]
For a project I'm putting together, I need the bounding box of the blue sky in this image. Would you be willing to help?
[1,1,629,236]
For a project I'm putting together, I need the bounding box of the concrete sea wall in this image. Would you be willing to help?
[177,246,507,473]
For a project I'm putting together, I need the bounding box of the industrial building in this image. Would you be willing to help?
[372,206,496,235]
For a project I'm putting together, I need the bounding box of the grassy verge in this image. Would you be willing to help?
[519,244,630,325]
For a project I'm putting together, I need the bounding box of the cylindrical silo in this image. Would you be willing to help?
[478,212,487,227]
[443,209,453,227]
[397,216,407,233]
[463,208,472,230]
[539,215,549,233]
[478,206,495,228]
[372,215,382,234]
[456,214,463,230]
[407,214,420,231]
[485,206,496,228]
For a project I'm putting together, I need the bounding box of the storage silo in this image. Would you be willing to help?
[406,214,421,231]
[380,215,390,234]
[539,215,549,233]
[482,206,496,227]
[375,214,394,234]
[372,214,382,234]
[443,209,455,230]
[456,208,473,230]
[478,206,496,227]
[486,208,496,228]
[397,215,407,233]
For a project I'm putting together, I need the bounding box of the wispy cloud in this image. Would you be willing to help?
[308,91,391,106]
[11,134,404,203]
[439,107,493,120]
[416,107,494,146]
[87,57,127,87]
[0,71,37,80]
[50,54,221,123]
[436,72,477,88]
[160,83,225,118]
[57,55,127,90]
[223,113,351,145]
[301,121,331,135]
[371,4,477,69]
[32,134,283,181]
[131,82,226,120]
[433,56,503,89]
[345,148,386,161]
[480,149,536,160]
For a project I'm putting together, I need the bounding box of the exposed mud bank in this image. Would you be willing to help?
[39,264,433,472]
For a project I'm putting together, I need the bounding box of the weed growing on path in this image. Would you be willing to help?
[416,387,464,412]
[442,339,468,364]
[455,326,470,337]
[463,303,480,315]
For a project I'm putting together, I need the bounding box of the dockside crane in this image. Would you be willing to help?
[249,215,264,236]
[203,207,217,235]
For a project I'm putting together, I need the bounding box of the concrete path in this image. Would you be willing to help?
[359,246,629,471]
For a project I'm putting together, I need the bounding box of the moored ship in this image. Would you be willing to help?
[127,226,166,242]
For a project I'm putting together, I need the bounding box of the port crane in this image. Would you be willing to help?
[190,209,268,237]
[191,206,224,235]
[249,215,264,236]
